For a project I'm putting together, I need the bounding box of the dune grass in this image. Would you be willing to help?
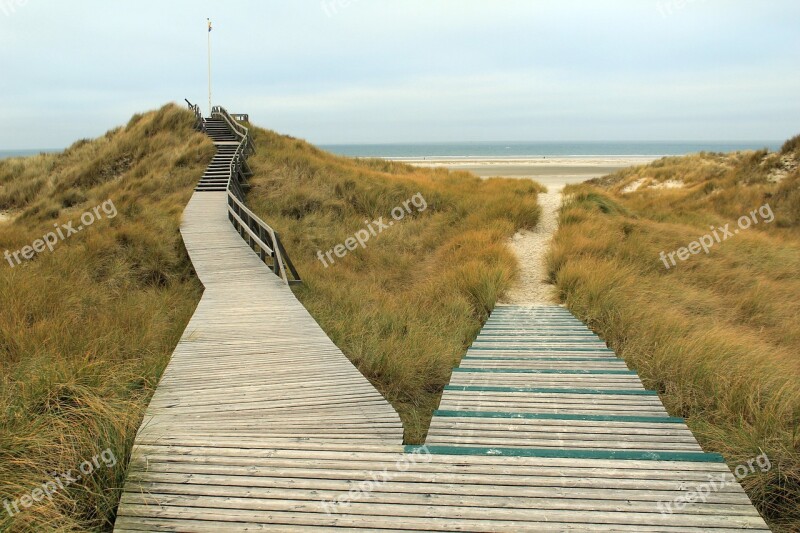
[0,104,212,531]
[548,141,800,530]
[243,127,543,442]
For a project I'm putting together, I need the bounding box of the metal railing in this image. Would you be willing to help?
[190,102,300,285]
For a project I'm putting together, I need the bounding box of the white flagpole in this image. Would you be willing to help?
[207,18,212,117]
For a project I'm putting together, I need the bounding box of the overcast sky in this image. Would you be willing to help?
[1,0,799,148]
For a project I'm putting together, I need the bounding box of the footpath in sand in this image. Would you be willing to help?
[406,158,651,306]
[501,186,563,304]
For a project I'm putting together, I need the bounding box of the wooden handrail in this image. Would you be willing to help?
[185,99,204,131]
[211,105,255,154]
[202,104,300,286]
[226,190,300,284]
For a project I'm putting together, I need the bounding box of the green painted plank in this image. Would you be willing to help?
[482,329,591,332]
[487,314,579,317]
[492,307,571,311]
[478,335,596,338]
[405,445,724,462]
[444,385,658,395]
[478,333,598,336]
[486,321,584,325]
[470,346,614,353]
[482,324,589,327]
[433,409,685,424]
[486,314,580,317]
[482,327,590,330]
[490,313,575,316]
[486,313,583,324]
[453,367,636,375]
[469,346,613,353]
[474,339,604,344]
[478,330,596,334]
[463,356,621,361]
[487,317,582,320]
[485,322,583,325]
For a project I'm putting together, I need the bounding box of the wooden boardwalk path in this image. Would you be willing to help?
[114,107,769,531]
[129,191,404,443]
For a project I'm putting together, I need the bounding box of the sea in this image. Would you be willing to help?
[319,141,781,159]
[0,149,60,160]
[1,141,782,161]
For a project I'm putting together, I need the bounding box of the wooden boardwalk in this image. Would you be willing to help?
[116,301,770,530]
[129,191,403,443]
[114,110,769,530]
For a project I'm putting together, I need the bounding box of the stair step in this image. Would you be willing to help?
[197,124,251,192]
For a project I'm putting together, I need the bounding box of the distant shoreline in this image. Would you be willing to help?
[0,149,61,160]
[395,156,657,188]
[321,141,781,160]
[388,155,665,160]
[391,156,658,165]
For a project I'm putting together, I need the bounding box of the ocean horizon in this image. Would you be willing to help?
[0,149,61,160]
[1,141,782,161]
[320,140,781,159]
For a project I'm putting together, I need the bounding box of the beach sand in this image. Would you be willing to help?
[396,156,656,189]
[400,156,654,304]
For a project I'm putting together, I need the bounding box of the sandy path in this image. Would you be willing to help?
[500,187,563,305]
[405,158,646,306]
[403,159,623,305]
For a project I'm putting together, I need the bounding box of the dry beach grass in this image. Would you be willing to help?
[0,104,213,531]
[548,138,800,530]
